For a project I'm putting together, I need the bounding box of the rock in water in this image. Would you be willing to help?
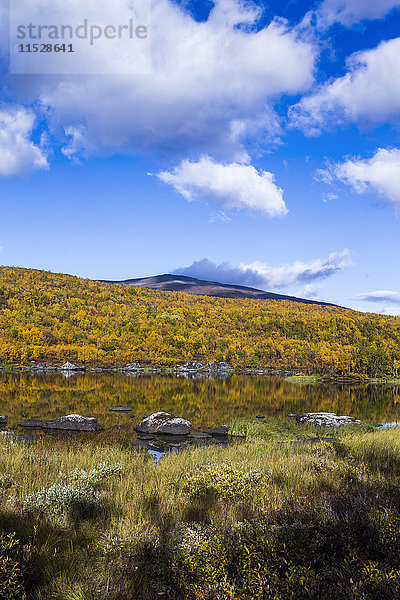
[31,363,47,372]
[60,362,85,371]
[109,406,132,412]
[20,419,45,428]
[204,425,229,436]
[295,412,360,427]
[124,363,141,370]
[135,412,191,435]
[43,414,103,431]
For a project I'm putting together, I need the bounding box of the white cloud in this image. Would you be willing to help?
[209,210,232,224]
[290,37,400,134]
[155,156,287,216]
[322,192,338,203]
[378,307,400,316]
[328,148,400,209]
[175,249,353,290]
[296,283,321,301]
[0,107,48,177]
[315,0,400,28]
[16,0,316,161]
[354,291,400,304]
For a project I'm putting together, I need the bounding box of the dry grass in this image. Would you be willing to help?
[1,424,400,598]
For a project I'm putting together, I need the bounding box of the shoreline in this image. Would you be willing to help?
[1,363,400,385]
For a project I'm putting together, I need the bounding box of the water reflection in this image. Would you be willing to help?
[0,372,399,435]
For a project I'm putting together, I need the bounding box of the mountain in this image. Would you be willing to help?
[103,274,337,307]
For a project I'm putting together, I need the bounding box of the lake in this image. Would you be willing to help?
[1,372,400,436]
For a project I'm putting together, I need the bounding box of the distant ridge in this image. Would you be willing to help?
[103,274,337,307]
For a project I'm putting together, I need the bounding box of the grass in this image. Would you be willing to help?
[283,374,318,385]
[368,377,400,385]
[2,422,400,599]
[229,416,322,441]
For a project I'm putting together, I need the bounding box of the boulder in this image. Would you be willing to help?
[109,406,132,412]
[135,412,191,435]
[295,412,360,427]
[43,414,103,431]
[31,363,47,372]
[60,362,85,371]
[204,425,229,436]
[124,363,141,370]
[19,419,45,428]
[218,362,230,371]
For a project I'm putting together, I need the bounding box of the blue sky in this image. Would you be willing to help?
[0,0,400,313]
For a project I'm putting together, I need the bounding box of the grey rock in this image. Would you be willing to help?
[43,414,103,432]
[31,363,47,372]
[135,412,191,435]
[124,363,141,370]
[109,406,132,412]
[204,425,229,436]
[0,415,7,425]
[60,362,85,372]
[20,419,45,428]
[218,362,230,371]
[174,362,204,373]
[295,412,360,428]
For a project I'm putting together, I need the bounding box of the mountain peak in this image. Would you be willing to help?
[102,274,336,307]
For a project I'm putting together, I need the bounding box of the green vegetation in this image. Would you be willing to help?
[283,375,318,384]
[1,266,400,376]
[2,422,400,599]
[229,416,321,441]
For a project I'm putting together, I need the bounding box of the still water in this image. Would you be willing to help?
[1,372,400,434]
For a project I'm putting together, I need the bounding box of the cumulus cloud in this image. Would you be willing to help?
[290,37,400,135]
[11,0,316,161]
[354,291,400,304]
[155,156,287,216]
[0,106,48,177]
[174,249,352,290]
[315,0,400,28]
[322,148,400,209]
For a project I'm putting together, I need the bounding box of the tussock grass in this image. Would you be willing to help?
[1,423,400,598]
[229,415,327,441]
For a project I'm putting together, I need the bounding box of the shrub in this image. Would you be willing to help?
[170,519,400,600]
[182,461,264,501]
[0,533,31,600]
[59,461,123,488]
[23,483,102,518]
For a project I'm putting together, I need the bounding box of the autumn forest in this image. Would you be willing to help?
[0,266,400,376]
